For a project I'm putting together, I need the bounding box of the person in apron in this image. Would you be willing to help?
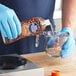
[0,0,75,58]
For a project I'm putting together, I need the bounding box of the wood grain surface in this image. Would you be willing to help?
[21,50,76,76]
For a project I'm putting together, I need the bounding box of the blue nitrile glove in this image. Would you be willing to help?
[0,4,21,39]
[47,27,75,58]
[61,27,75,58]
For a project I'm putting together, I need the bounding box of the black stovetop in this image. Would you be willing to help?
[0,54,41,74]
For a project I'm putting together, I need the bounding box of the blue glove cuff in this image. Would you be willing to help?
[61,27,73,37]
[61,27,75,58]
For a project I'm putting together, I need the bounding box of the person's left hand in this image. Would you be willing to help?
[61,27,75,58]
[47,27,75,58]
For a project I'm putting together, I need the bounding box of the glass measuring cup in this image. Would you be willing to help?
[43,31,69,57]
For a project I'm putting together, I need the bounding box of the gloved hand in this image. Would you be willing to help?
[0,4,21,39]
[47,27,75,58]
[61,27,75,58]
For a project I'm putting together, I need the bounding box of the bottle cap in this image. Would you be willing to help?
[51,70,61,76]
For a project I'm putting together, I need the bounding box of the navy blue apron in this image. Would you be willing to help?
[0,0,56,55]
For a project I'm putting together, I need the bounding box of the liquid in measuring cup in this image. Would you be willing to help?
[44,31,69,57]
[46,46,61,57]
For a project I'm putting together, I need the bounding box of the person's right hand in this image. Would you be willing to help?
[0,4,21,39]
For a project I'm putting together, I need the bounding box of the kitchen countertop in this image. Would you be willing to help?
[21,50,76,76]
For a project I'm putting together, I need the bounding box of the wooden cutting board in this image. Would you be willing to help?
[21,50,76,76]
